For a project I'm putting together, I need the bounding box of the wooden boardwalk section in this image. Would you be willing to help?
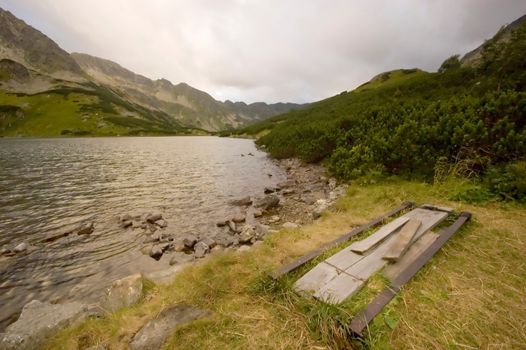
[294,207,448,304]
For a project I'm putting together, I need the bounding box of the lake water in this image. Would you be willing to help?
[0,136,286,330]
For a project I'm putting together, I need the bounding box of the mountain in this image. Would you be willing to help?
[233,14,526,197]
[461,13,526,67]
[71,53,305,131]
[0,8,304,136]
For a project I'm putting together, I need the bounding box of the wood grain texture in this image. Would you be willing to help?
[382,219,421,262]
[383,231,439,281]
[314,272,364,304]
[349,216,410,254]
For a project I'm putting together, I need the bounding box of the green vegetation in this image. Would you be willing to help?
[43,179,526,349]
[228,22,526,201]
[0,85,205,137]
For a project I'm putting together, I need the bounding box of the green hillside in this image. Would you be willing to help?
[0,84,206,137]
[231,19,526,201]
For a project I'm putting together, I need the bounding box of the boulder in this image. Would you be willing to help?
[313,199,329,219]
[146,213,163,224]
[238,226,256,244]
[216,220,228,227]
[227,220,237,233]
[182,234,198,249]
[213,232,238,247]
[120,220,133,229]
[264,186,276,194]
[100,274,143,312]
[13,242,28,253]
[231,214,246,223]
[0,300,89,350]
[149,245,164,260]
[253,209,263,218]
[155,219,168,228]
[255,194,280,210]
[228,196,252,206]
[300,195,316,205]
[193,241,209,258]
[140,245,153,256]
[129,305,210,350]
[172,240,186,252]
[282,188,295,196]
[76,222,95,235]
[169,252,194,266]
[282,222,299,229]
[328,178,337,190]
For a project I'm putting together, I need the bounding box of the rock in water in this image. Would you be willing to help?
[0,300,89,350]
[255,194,280,210]
[231,214,246,223]
[228,196,252,206]
[77,222,95,235]
[182,234,198,249]
[13,242,28,253]
[149,245,164,260]
[193,241,209,258]
[100,274,143,312]
[129,305,210,350]
[146,213,163,224]
[238,225,256,244]
[155,219,168,228]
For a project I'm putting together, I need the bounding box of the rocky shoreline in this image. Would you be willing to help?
[121,157,348,265]
[0,157,348,349]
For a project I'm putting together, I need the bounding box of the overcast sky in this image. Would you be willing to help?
[1,1,524,103]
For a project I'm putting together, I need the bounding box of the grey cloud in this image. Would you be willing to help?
[0,0,524,103]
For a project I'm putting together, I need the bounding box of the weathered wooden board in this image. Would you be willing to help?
[295,207,449,305]
[294,262,340,293]
[421,203,454,213]
[348,216,410,254]
[325,248,365,271]
[349,212,471,337]
[314,272,364,304]
[345,208,447,282]
[382,219,421,262]
[345,234,397,280]
[383,231,439,281]
[271,201,414,279]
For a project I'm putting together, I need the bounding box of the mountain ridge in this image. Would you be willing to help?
[0,7,305,135]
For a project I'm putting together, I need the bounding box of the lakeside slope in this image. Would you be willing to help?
[43,178,526,349]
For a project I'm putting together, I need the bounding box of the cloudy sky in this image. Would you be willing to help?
[1,0,525,103]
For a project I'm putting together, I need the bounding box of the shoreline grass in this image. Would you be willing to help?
[43,179,526,349]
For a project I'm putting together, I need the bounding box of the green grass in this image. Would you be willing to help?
[0,91,133,136]
[43,178,526,349]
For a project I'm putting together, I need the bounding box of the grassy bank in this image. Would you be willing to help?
[43,179,526,349]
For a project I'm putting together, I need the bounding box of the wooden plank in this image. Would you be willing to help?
[383,231,439,281]
[346,208,448,281]
[325,248,365,271]
[294,262,340,294]
[345,235,397,280]
[271,201,414,279]
[314,272,364,304]
[348,216,410,254]
[382,219,421,262]
[401,208,448,243]
[348,212,472,338]
[421,204,454,213]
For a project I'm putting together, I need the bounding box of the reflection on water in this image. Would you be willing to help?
[0,136,285,330]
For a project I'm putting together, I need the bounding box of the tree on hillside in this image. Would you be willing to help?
[438,55,461,73]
